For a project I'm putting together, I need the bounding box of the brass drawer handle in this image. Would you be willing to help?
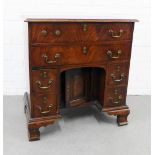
[36,80,53,89]
[42,53,60,64]
[111,73,124,82]
[109,90,123,104]
[83,46,87,54]
[41,29,48,36]
[55,30,61,36]
[38,104,53,114]
[109,95,122,104]
[109,29,124,38]
[107,50,122,59]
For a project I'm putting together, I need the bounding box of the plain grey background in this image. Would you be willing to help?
[4,95,150,155]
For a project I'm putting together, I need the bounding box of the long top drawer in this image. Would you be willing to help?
[29,23,134,44]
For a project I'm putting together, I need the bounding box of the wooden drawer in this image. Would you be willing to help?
[96,23,134,41]
[30,23,133,43]
[107,62,130,86]
[31,69,57,93]
[30,43,131,67]
[30,23,96,43]
[31,93,58,118]
[104,86,127,108]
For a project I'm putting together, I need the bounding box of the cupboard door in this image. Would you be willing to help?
[65,68,91,107]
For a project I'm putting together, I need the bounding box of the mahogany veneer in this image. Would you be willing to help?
[24,19,138,141]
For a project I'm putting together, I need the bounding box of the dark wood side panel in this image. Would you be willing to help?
[90,68,106,104]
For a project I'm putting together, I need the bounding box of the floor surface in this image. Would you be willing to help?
[3,95,151,155]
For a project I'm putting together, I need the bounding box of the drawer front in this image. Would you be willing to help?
[107,62,130,86]
[30,43,131,67]
[30,23,133,43]
[31,93,58,118]
[30,23,97,43]
[104,86,127,107]
[96,23,134,41]
[31,69,57,93]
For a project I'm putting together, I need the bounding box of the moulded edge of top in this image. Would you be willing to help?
[24,18,139,23]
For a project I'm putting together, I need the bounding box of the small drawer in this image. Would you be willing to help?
[30,43,131,67]
[96,23,134,41]
[107,62,130,86]
[31,93,58,118]
[104,86,127,108]
[103,42,131,61]
[31,69,57,93]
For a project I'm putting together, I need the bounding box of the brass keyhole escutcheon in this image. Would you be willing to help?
[83,24,88,32]
[42,96,47,103]
[83,46,87,54]
[42,71,47,78]
[114,89,118,95]
[116,66,120,72]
